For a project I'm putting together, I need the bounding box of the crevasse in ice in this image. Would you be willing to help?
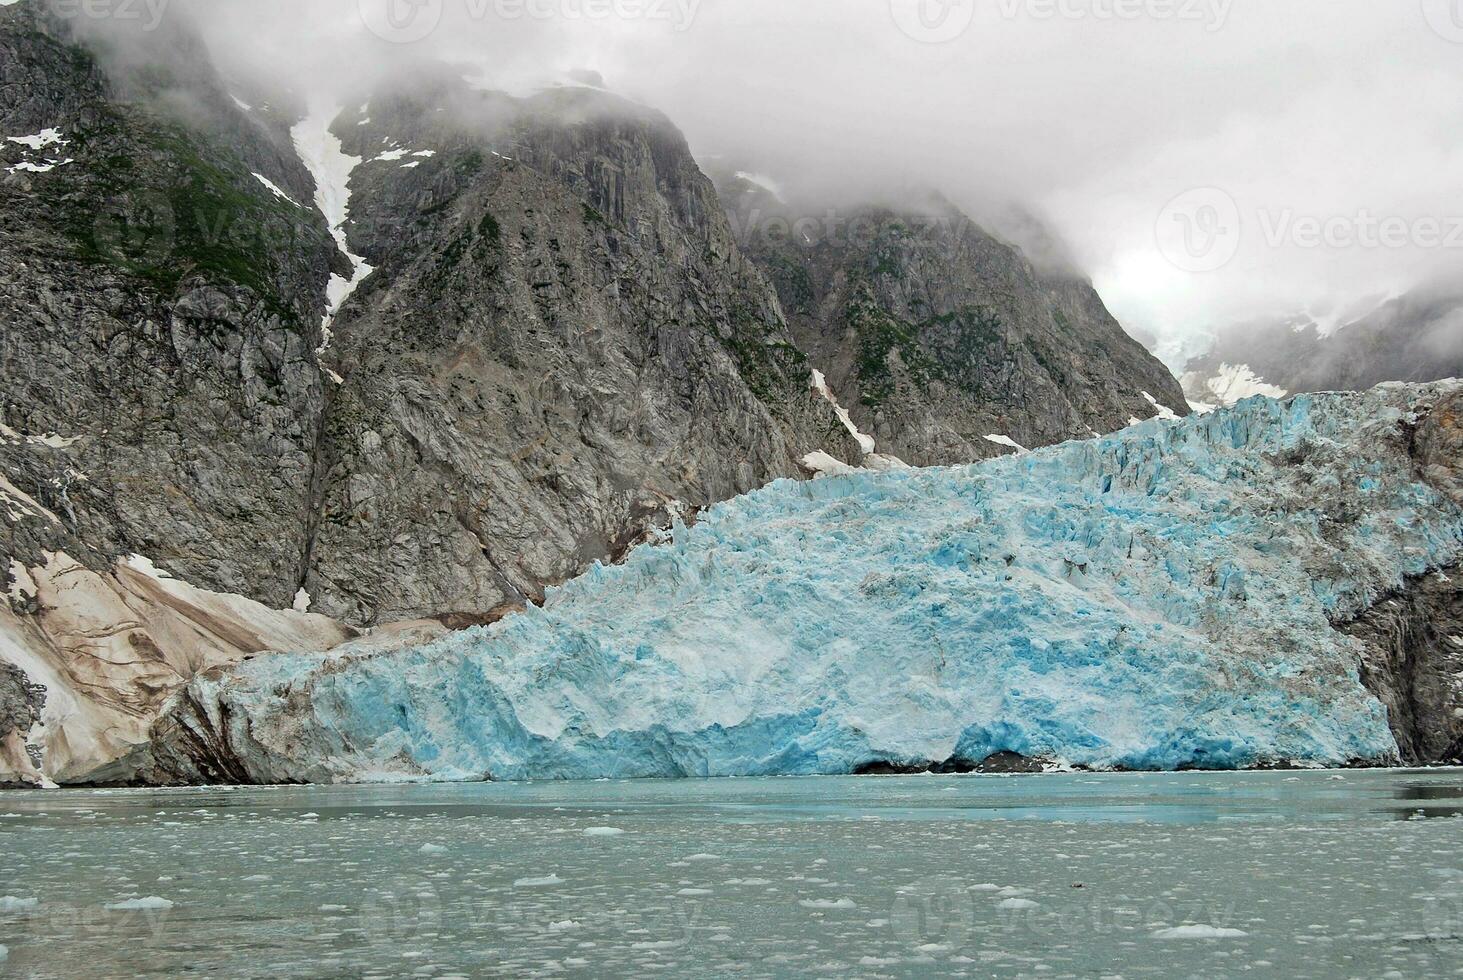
[167,383,1463,782]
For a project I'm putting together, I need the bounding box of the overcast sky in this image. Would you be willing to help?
[181,0,1463,364]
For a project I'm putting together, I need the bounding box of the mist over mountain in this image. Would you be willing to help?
[161,0,1463,358]
[1183,281,1463,408]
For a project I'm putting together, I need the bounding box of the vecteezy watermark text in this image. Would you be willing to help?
[49,0,170,32]
[890,0,1233,43]
[723,207,974,250]
[357,0,701,44]
[1422,0,1463,43]
[1155,186,1463,272]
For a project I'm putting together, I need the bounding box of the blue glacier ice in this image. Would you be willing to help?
[148,382,1463,783]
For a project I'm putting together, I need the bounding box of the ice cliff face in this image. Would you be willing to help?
[128,382,1463,785]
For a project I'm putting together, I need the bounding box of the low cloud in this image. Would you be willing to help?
[138,0,1463,363]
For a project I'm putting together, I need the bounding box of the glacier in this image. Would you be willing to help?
[133,382,1463,784]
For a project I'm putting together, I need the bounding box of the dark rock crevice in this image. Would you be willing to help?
[1349,564,1463,765]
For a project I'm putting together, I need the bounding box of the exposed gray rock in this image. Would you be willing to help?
[0,2,340,607]
[1351,564,1463,766]
[287,83,863,624]
[716,175,1190,465]
[0,660,45,788]
[1350,390,1463,764]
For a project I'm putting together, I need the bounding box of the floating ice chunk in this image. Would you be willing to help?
[1152,925,1248,939]
[582,826,625,837]
[800,898,856,910]
[0,896,38,911]
[548,919,579,931]
[418,843,447,854]
[513,874,564,888]
[677,888,713,896]
[104,897,174,911]
[997,898,1039,910]
[685,854,721,862]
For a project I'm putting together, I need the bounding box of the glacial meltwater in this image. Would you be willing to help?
[1,771,1462,978]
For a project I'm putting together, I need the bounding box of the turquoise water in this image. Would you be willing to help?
[1,770,1461,978]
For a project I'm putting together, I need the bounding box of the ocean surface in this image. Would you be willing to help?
[1,769,1461,978]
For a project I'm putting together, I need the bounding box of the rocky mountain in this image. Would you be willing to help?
[1182,284,1463,409]
[716,173,1191,465]
[0,4,1197,786]
[120,382,1463,785]
[294,81,864,626]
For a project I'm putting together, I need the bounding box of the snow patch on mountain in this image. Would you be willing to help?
[734,171,784,201]
[810,369,877,455]
[1142,392,1180,421]
[290,103,374,358]
[5,127,66,150]
[251,172,301,207]
[1182,363,1289,408]
[983,434,1028,454]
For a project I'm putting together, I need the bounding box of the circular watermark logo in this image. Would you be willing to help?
[354,884,443,948]
[358,0,444,43]
[1422,0,1463,42]
[1155,186,1241,272]
[890,877,975,950]
[91,190,175,272]
[890,0,977,43]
